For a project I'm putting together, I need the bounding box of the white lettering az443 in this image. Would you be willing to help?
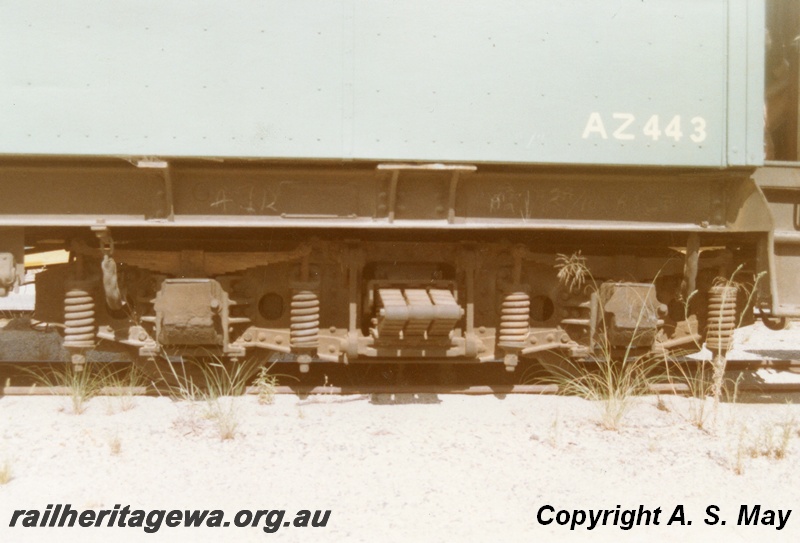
[582,113,706,143]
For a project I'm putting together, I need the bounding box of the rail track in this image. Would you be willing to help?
[2,358,800,397]
[4,383,800,397]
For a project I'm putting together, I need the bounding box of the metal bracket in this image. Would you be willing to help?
[377,163,476,224]
[137,159,174,221]
[91,223,114,256]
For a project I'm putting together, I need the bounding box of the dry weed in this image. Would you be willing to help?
[547,411,561,448]
[203,397,240,441]
[103,366,145,414]
[171,406,205,437]
[555,251,589,293]
[0,459,12,485]
[253,366,278,405]
[544,256,670,430]
[726,412,796,475]
[108,435,122,456]
[543,356,666,431]
[157,356,268,441]
[26,364,111,414]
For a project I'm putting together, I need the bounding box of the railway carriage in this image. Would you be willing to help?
[1,0,798,375]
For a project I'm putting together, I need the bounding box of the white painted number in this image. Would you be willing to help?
[581,113,706,145]
[664,116,683,142]
[643,115,661,141]
[690,116,706,143]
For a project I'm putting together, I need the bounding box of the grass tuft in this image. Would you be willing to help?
[103,366,145,414]
[203,397,240,441]
[26,364,112,414]
[555,251,589,293]
[544,356,665,431]
[725,408,796,475]
[156,355,269,440]
[545,255,670,430]
[667,363,715,431]
[253,366,278,405]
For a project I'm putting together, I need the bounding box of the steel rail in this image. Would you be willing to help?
[3,381,800,397]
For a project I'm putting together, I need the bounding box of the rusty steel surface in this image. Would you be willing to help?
[754,166,800,318]
[0,213,773,372]
[0,159,771,231]
[0,158,781,368]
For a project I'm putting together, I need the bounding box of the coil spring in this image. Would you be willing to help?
[706,285,738,353]
[499,291,530,347]
[290,289,320,351]
[63,280,96,349]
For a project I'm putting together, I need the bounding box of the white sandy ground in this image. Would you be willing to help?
[0,323,800,543]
